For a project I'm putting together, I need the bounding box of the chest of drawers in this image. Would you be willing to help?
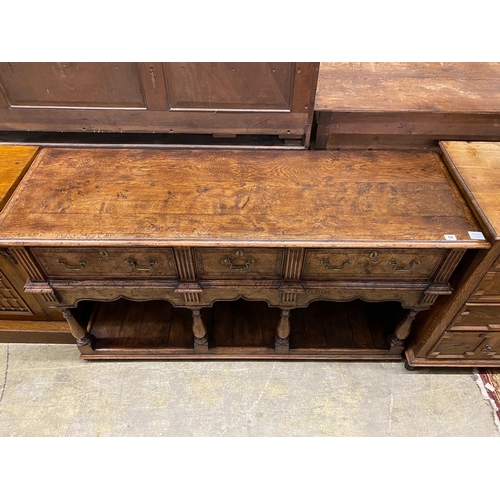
[407,142,500,367]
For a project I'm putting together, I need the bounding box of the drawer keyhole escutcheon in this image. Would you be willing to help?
[57,258,89,271]
[99,250,109,262]
[126,258,157,271]
[369,251,379,263]
[389,259,420,272]
[321,258,352,270]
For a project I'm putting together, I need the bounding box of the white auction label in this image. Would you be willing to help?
[468,231,486,240]
[444,235,457,241]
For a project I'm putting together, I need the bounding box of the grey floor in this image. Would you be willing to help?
[0,343,498,437]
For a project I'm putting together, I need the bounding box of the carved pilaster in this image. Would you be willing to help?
[280,292,297,306]
[413,250,466,310]
[8,247,59,304]
[419,294,438,306]
[174,248,203,306]
[434,249,466,283]
[283,248,304,280]
[174,247,196,281]
[279,248,305,306]
[9,247,45,281]
[184,293,200,305]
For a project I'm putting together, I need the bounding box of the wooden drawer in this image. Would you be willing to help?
[301,249,444,280]
[32,247,178,279]
[469,270,500,303]
[193,248,284,279]
[428,330,500,360]
[449,303,500,330]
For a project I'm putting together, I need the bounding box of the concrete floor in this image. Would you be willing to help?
[0,343,498,437]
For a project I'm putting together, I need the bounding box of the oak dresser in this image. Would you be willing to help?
[0,146,490,360]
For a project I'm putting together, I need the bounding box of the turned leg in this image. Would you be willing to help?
[275,308,291,354]
[61,308,94,354]
[389,308,419,354]
[191,308,209,354]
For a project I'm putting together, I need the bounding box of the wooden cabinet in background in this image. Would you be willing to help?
[407,142,500,367]
[0,145,70,343]
[314,63,500,150]
[0,62,319,147]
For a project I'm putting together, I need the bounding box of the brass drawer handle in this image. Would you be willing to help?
[57,258,88,271]
[221,257,254,271]
[389,259,420,272]
[321,258,352,270]
[126,258,157,271]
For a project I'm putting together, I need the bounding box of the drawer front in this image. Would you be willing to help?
[428,331,500,360]
[32,247,178,279]
[450,303,500,330]
[469,270,500,303]
[194,248,284,279]
[301,249,445,280]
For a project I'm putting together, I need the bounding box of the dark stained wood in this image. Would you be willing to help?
[164,63,295,111]
[84,298,405,360]
[0,63,319,145]
[288,300,401,351]
[0,63,147,109]
[92,299,192,350]
[319,113,500,151]
[303,301,326,347]
[323,302,352,348]
[347,300,373,348]
[0,148,487,248]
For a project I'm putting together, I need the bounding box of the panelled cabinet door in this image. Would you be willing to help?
[0,251,60,321]
[0,62,319,142]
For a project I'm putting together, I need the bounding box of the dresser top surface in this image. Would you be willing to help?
[316,63,500,113]
[0,147,488,248]
[441,141,500,240]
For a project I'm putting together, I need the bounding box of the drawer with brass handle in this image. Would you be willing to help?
[32,247,178,279]
[302,249,445,280]
[193,248,285,279]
